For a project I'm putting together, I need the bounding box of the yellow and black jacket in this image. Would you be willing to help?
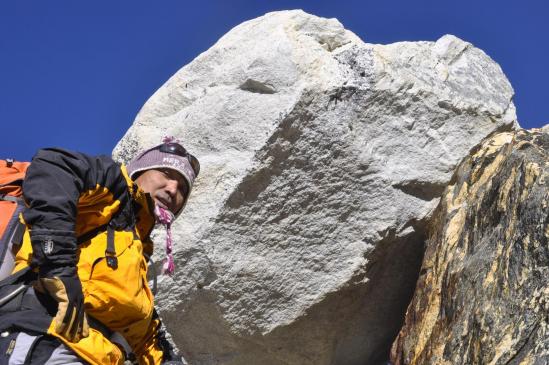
[5,148,165,364]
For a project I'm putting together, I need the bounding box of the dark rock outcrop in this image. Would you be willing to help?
[391,129,549,364]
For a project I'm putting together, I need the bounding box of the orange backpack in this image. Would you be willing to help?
[0,159,29,280]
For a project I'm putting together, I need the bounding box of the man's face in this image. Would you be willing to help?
[134,168,188,214]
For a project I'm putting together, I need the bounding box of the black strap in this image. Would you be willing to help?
[110,332,136,362]
[0,284,28,308]
[0,281,54,316]
[0,267,33,288]
[77,200,136,244]
[105,226,118,269]
[0,195,22,203]
[0,179,24,189]
[76,223,108,245]
[87,316,135,362]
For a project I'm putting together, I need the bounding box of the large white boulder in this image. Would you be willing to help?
[113,10,516,365]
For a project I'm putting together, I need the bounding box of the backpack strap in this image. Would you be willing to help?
[87,315,136,362]
[0,195,22,203]
[0,179,23,187]
[0,267,34,288]
[0,198,26,280]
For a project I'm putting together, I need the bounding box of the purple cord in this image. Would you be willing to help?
[162,135,180,144]
[154,204,175,275]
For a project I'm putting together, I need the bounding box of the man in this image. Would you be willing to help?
[0,138,198,364]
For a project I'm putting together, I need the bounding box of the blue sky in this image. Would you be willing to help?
[1,0,547,161]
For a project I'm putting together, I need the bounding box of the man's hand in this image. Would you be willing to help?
[39,275,89,342]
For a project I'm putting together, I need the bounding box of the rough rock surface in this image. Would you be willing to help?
[113,10,517,365]
[391,128,549,365]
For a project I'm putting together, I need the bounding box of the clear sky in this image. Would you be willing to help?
[1,0,547,161]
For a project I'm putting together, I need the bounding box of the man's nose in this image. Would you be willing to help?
[165,179,179,197]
